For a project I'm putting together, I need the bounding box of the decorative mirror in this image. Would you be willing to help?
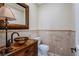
[0,3,29,29]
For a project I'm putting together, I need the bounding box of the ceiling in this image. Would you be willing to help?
[35,3,46,6]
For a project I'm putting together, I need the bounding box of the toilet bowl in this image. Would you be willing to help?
[33,37,49,56]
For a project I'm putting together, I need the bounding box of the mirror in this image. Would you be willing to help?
[0,3,29,29]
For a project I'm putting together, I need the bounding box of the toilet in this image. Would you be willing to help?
[33,37,49,56]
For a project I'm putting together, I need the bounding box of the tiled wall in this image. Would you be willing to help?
[0,30,39,46]
[0,30,75,56]
[38,30,75,56]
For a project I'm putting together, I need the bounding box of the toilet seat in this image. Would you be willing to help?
[38,44,49,51]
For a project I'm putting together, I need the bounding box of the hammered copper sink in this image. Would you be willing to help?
[14,37,29,45]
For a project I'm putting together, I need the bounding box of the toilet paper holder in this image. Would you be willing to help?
[71,48,76,53]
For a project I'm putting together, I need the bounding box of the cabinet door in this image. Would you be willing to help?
[24,43,38,56]
[11,42,38,56]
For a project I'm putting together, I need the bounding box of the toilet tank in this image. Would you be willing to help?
[33,37,41,45]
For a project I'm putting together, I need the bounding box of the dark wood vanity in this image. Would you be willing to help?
[0,39,38,56]
[7,39,38,56]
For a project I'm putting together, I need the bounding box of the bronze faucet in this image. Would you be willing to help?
[6,32,20,47]
[1,32,20,53]
[11,32,20,43]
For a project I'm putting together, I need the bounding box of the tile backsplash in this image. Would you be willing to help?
[0,30,39,46]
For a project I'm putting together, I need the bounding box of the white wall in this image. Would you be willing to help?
[74,3,79,56]
[74,3,79,47]
[27,3,38,30]
[38,3,75,30]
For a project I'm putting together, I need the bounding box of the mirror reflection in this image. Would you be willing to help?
[6,3,26,25]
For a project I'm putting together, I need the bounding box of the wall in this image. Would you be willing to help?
[74,3,79,56]
[38,3,75,30]
[27,3,38,30]
[39,30,75,56]
[38,3,75,56]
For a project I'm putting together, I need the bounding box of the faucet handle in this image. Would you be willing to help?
[7,39,11,47]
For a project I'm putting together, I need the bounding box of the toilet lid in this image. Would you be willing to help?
[38,44,49,51]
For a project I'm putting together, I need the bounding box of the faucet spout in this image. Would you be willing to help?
[11,32,20,43]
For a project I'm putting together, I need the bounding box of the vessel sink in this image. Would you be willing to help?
[14,37,29,46]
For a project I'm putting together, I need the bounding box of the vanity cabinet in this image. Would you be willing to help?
[12,42,37,56]
[5,39,38,56]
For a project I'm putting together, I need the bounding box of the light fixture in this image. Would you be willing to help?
[0,5,16,48]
